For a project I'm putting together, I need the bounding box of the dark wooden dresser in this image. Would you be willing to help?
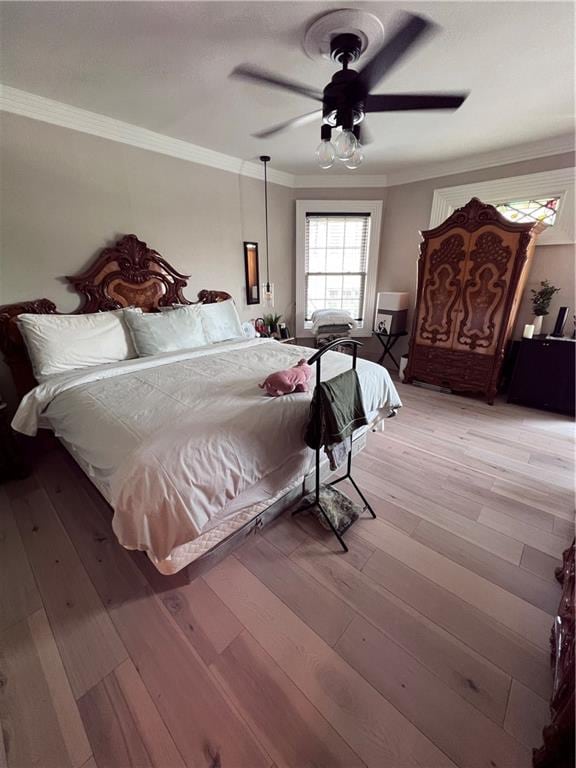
[508,338,575,416]
[534,541,575,768]
[0,399,29,482]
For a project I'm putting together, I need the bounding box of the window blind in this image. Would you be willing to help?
[304,213,371,322]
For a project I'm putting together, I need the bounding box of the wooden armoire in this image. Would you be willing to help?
[404,198,542,403]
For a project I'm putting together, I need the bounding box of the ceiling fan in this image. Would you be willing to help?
[231,12,469,170]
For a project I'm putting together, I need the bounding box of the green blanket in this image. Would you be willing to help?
[305,369,368,450]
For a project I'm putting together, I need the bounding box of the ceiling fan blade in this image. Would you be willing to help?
[356,14,435,94]
[355,121,374,146]
[365,93,468,112]
[252,110,323,139]
[231,65,323,102]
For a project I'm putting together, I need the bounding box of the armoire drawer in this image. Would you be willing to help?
[410,346,494,389]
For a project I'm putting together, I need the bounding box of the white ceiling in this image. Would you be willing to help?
[0,1,574,176]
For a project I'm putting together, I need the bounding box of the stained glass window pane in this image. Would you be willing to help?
[495,197,560,226]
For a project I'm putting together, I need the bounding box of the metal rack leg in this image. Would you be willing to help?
[346,475,377,518]
[317,502,349,552]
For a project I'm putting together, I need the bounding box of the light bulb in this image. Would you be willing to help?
[344,146,364,170]
[334,129,358,161]
[315,139,335,169]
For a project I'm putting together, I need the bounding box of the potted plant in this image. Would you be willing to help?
[530,280,560,335]
[263,312,282,337]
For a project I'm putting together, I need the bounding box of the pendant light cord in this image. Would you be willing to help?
[261,155,271,293]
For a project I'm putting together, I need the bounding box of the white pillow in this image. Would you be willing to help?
[199,299,243,343]
[124,305,207,357]
[18,309,139,380]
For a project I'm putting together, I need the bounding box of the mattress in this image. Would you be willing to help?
[14,338,401,571]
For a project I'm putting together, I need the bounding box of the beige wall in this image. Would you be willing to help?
[1,110,574,403]
[301,151,576,357]
[0,112,294,318]
[0,112,295,405]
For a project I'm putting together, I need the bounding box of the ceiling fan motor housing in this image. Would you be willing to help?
[323,68,365,130]
[330,33,363,65]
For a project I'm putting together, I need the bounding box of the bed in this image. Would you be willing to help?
[1,234,401,574]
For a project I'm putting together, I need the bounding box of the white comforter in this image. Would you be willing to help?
[13,338,401,560]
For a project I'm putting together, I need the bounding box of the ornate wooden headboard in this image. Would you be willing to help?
[0,234,231,398]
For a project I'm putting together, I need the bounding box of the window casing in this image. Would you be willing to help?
[296,200,383,337]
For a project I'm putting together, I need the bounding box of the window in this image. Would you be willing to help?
[430,168,574,246]
[296,200,383,337]
[305,213,370,322]
[495,198,560,226]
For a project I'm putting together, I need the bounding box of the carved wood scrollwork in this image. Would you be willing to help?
[417,233,467,345]
[67,234,192,312]
[0,299,58,396]
[455,231,512,353]
[197,290,233,304]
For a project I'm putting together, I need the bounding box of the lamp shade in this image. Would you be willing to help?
[374,292,410,334]
[375,292,410,311]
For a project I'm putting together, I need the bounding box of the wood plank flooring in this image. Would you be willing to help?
[1,380,574,767]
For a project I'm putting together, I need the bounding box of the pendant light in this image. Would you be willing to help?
[260,155,274,307]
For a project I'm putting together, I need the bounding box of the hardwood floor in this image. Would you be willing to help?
[1,381,574,768]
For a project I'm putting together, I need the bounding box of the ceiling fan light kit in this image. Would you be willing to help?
[315,124,336,169]
[232,11,469,172]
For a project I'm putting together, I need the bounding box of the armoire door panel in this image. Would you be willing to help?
[414,229,469,349]
[452,226,518,355]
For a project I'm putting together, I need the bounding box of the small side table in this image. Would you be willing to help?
[0,401,30,483]
[374,331,408,369]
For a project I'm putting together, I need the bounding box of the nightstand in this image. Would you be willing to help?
[0,400,30,482]
[508,337,575,416]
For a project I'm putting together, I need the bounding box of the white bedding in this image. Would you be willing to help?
[13,338,401,562]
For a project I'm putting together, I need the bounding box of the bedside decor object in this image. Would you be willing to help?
[278,322,291,339]
[404,198,543,403]
[243,242,260,305]
[531,280,560,335]
[263,312,282,337]
[241,321,258,339]
[523,324,535,339]
[551,306,569,338]
[254,317,268,337]
[374,292,410,334]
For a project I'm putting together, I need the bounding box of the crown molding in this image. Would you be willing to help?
[386,134,575,187]
[293,173,388,188]
[1,84,573,191]
[0,84,295,188]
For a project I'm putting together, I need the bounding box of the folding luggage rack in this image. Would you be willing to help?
[296,338,376,552]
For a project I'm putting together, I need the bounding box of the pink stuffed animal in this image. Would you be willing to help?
[259,359,313,397]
